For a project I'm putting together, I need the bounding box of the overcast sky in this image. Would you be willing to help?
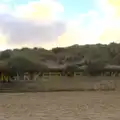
[0,0,120,50]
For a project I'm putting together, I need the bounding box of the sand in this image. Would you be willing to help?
[0,91,120,120]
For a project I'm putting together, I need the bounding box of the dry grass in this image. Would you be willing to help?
[0,91,120,120]
[0,76,117,92]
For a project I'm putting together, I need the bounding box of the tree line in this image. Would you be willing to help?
[0,42,120,77]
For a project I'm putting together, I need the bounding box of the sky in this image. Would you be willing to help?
[0,0,120,50]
